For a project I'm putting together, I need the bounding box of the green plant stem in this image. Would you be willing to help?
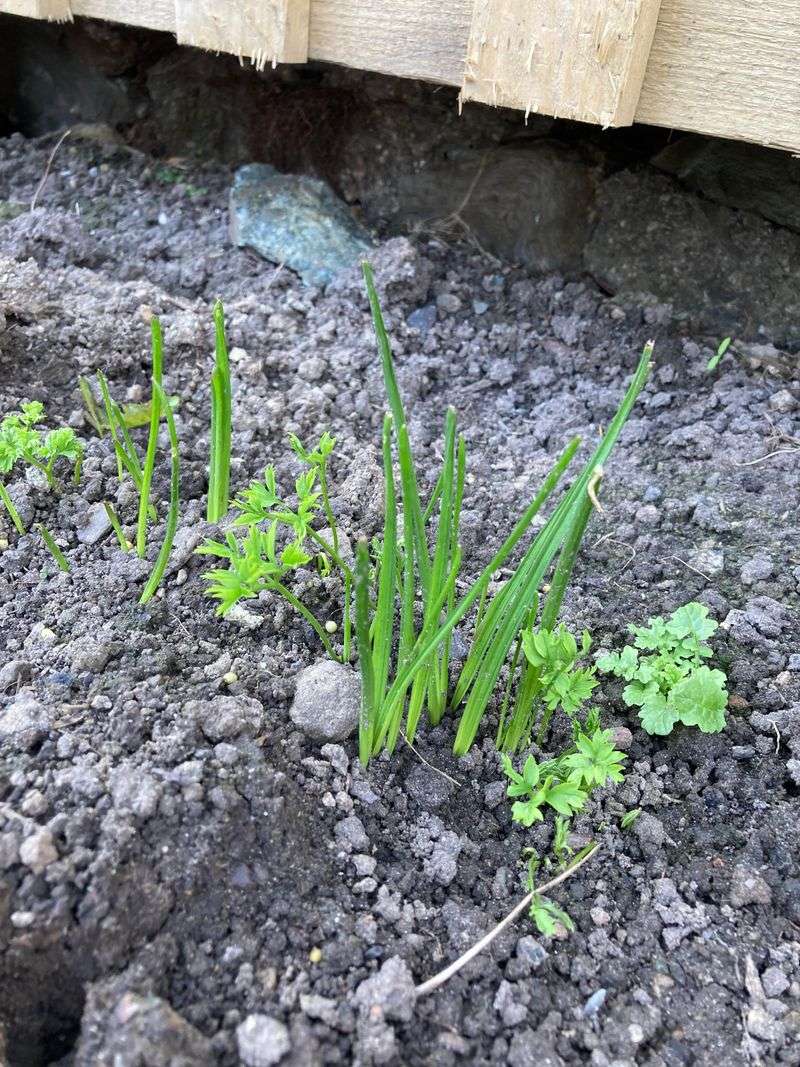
[0,482,25,534]
[140,381,180,605]
[273,580,340,660]
[373,414,398,706]
[363,262,431,592]
[103,501,129,551]
[207,299,232,523]
[451,344,652,755]
[36,524,69,571]
[136,316,164,558]
[318,459,338,555]
[354,538,376,765]
[307,528,354,582]
[342,572,352,662]
[533,476,599,746]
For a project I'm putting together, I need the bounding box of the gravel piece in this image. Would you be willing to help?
[335,815,369,852]
[0,692,51,751]
[289,660,360,742]
[236,1014,291,1067]
[730,865,773,907]
[19,828,58,872]
[354,956,416,1023]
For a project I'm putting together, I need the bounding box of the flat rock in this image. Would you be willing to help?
[229,163,373,286]
[585,170,800,342]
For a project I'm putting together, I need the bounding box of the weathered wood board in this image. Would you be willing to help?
[1,0,798,152]
[459,0,663,127]
[174,1,309,68]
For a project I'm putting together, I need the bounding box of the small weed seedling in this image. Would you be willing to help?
[499,624,599,751]
[0,401,83,533]
[502,715,626,933]
[707,336,732,372]
[598,601,728,735]
[198,442,352,661]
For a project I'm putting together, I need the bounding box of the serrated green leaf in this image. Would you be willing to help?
[638,691,679,735]
[667,602,717,642]
[669,666,728,733]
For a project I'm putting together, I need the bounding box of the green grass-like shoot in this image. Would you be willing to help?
[707,336,732,372]
[140,381,180,605]
[36,524,70,572]
[136,316,164,558]
[207,300,232,524]
[103,500,130,551]
[0,482,24,534]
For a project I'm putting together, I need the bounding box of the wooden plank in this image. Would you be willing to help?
[636,0,800,153]
[0,0,72,19]
[17,0,800,154]
[174,1,310,68]
[459,0,663,127]
[308,0,470,83]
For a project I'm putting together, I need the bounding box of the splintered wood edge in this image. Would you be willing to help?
[174,0,310,69]
[0,0,73,20]
[460,0,664,128]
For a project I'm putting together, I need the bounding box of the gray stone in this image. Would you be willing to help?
[355,956,416,1023]
[654,137,800,234]
[508,1028,564,1067]
[229,163,373,286]
[188,694,265,742]
[494,980,527,1026]
[634,812,666,856]
[687,547,725,578]
[516,935,548,971]
[741,556,774,585]
[0,831,20,869]
[86,993,214,1066]
[19,828,58,872]
[335,815,369,852]
[407,304,437,334]
[583,989,608,1017]
[236,1014,291,1067]
[424,831,462,886]
[0,692,50,751]
[730,865,773,907]
[76,502,111,545]
[762,967,790,999]
[65,636,116,673]
[111,766,161,819]
[289,660,360,742]
[747,1006,785,1044]
[585,170,800,342]
[0,659,30,690]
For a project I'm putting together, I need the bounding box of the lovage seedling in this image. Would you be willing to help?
[597,601,728,735]
[499,624,599,751]
[198,442,352,662]
[0,401,83,533]
[503,718,626,934]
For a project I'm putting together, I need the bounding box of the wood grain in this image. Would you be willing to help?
[1,0,72,19]
[4,0,799,152]
[460,0,663,126]
[174,1,310,68]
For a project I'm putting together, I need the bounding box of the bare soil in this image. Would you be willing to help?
[1,133,799,1067]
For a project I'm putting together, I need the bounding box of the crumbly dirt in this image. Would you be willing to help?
[1,133,799,1067]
